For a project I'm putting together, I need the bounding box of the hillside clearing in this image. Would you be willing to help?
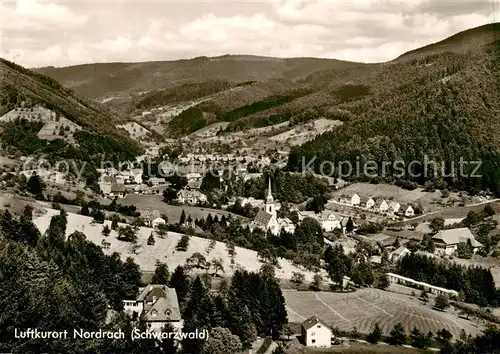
[284,288,483,339]
[33,208,325,282]
[115,194,245,223]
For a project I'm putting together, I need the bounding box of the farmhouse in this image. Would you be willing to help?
[301,316,332,348]
[386,273,459,297]
[123,284,183,333]
[119,169,143,184]
[432,228,482,256]
[109,184,127,198]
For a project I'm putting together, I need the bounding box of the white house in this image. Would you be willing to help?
[432,228,483,256]
[278,217,296,234]
[365,197,375,209]
[301,316,332,348]
[123,284,183,333]
[389,201,401,214]
[320,211,342,232]
[152,217,166,229]
[376,200,389,213]
[350,193,360,206]
[250,178,280,235]
[400,204,415,217]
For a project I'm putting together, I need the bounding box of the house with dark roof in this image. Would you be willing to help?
[110,184,127,198]
[123,285,182,333]
[301,316,332,348]
[432,227,482,256]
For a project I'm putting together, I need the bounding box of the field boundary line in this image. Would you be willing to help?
[314,293,352,323]
[354,294,394,317]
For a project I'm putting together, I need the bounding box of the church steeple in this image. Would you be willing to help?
[266,177,273,203]
[265,177,275,215]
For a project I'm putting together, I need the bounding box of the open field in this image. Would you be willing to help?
[116,194,246,223]
[404,199,500,223]
[330,183,466,212]
[285,339,424,354]
[269,119,343,146]
[284,288,483,339]
[33,208,326,282]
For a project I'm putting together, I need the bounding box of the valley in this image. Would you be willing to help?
[1,19,500,354]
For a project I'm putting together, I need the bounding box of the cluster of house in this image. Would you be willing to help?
[97,167,151,198]
[247,179,350,236]
[176,172,208,205]
[177,153,262,164]
[96,166,212,205]
[348,193,415,217]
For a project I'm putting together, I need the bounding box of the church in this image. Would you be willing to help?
[250,178,281,235]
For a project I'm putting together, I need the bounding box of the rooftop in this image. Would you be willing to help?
[301,316,330,331]
[432,227,482,247]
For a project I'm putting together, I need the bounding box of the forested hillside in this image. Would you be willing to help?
[0,208,288,353]
[288,41,500,195]
[0,59,127,133]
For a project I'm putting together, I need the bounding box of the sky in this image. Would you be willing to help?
[1,0,498,68]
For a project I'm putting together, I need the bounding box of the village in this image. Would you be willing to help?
[2,103,500,353]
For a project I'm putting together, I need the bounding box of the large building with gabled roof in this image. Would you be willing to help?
[432,227,482,256]
[123,284,183,333]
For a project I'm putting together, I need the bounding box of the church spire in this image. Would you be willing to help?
[265,177,275,216]
[266,177,273,203]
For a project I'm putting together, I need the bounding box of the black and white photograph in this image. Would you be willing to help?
[0,0,500,353]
